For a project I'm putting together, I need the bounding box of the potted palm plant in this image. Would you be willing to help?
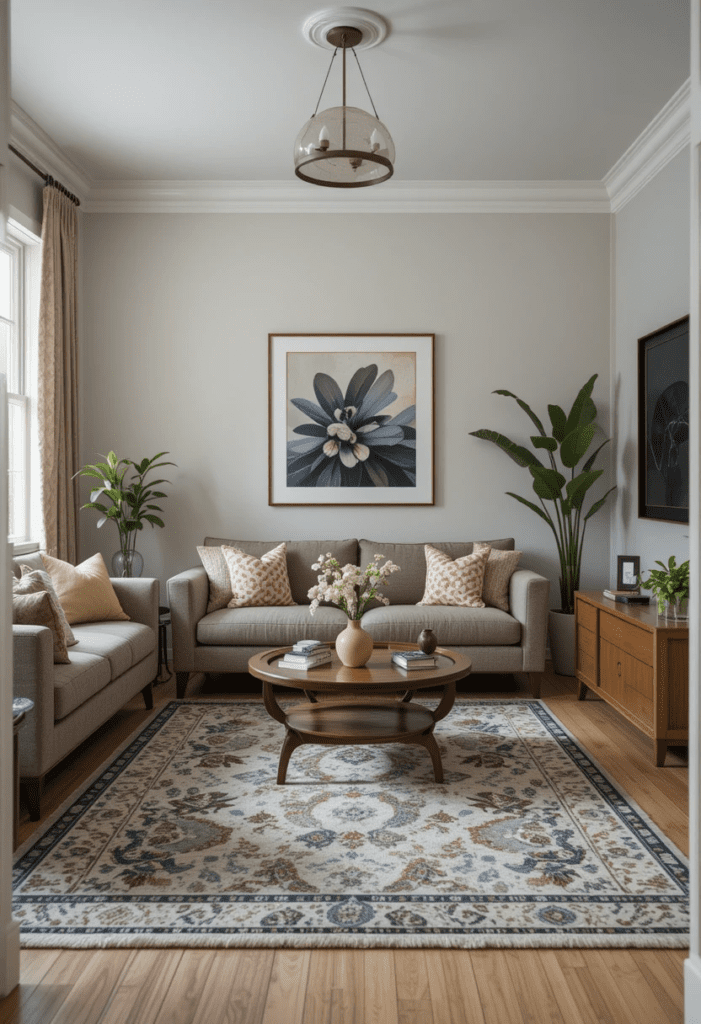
[469,375,615,675]
[76,451,175,576]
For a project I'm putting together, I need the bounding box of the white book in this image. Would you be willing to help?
[392,652,437,670]
[281,651,332,668]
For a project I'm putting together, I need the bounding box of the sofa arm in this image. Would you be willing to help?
[509,569,550,673]
[111,577,159,633]
[167,567,209,672]
[13,624,55,778]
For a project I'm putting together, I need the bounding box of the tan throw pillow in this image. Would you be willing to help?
[12,589,70,663]
[418,543,491,608]
[222,543,296,609]
[40,552,129,625]
[197,546,233,613]
[19,565,78,646]
[473,543,522,613]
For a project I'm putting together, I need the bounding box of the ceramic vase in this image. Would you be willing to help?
[335,618,374,668]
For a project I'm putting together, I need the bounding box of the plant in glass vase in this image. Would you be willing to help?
[638,556,689,620]
[76,451,175,577]
[308,553,400,667]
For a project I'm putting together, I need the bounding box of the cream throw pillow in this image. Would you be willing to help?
[41,552,129,625]
[222,543,296,609]
[197,546,233,613]
[12,587,71,663]
[473,542,522,613]
[418,543,491,608]
[19,565,78,646]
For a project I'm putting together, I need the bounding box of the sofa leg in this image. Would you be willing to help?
[529,673,541,699]
[24,776,44,822]
[142,681,154,710]
[176,672,189,699]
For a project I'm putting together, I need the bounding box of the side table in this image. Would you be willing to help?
[157,605,172,682]
[13,697,34,849]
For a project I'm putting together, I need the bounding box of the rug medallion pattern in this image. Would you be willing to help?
[13,700,688,947]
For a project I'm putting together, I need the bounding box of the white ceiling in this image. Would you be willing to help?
[10,0,690,183]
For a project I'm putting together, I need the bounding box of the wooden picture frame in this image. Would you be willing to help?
[638,316,689,524]
[616,555,640,591]
[269,334,434,506]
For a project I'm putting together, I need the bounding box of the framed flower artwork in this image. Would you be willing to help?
[268,334,434,506]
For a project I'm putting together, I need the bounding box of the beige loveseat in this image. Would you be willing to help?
[167,538,550,700]
[12,552,159,820]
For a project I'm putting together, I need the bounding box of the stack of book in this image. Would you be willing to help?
[602,589,650,605]
[279,639,332,670]
[391,650,437,671]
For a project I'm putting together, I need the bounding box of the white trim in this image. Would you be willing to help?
[605,79,691,213]
[83,179,610,214]
[9,101,90,204]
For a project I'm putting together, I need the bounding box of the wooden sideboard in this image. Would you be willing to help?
[575,591,688,766]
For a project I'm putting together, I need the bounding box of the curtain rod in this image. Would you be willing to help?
[8,144,81,207]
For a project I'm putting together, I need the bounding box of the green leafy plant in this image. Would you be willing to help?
[76,451,175,574]
[638,556,689,605]
[469,374,615,614]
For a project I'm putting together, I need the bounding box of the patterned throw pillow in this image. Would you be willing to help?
[40,552,129,625]
[12,587,70,663]
[418,543,491,608]
[222,543,296,609]
[473,542,522,613]
[197,546,233,613]
[19,565,78,646]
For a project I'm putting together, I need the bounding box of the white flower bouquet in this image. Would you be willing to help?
[308,553,400,619]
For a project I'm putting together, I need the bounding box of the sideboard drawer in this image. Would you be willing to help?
[577,600,597,634]
[600,639,653,728]
[576,625,597,687]
[600,611,653,667]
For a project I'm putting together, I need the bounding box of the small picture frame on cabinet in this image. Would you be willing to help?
[616,555,640,592]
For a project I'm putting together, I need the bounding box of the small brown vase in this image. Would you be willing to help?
[418,628,437,654]
[335,618,374,668]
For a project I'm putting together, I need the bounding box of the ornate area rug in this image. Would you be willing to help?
[13,699,688,948]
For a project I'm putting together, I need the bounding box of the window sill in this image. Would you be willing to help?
[11,541,40,557]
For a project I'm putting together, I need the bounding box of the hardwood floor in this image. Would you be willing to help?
[6,666,688,1024]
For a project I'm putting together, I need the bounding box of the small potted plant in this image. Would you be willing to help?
[76,451,175,577]
[638,556,689,620]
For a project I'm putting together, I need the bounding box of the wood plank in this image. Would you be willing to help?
[96,950,183,1024]
[4,951,110,1024]
[562,949,652,1024]
[192,950,274,1024]
[394,951,433,1024]
[629,950,684,1023]
[0,949,63,1024]
[363,950,399,1024]
[333,950,365,1024]
[470,950,525,1024]
[46,950,134,1024]
[302,952,335,1024]
[536,951,595,1024]
[503,951,565,1024]
[596,949,680,1024]
[152,950,217,1024]
[261,950,311,1024]
[424,950,485,1024]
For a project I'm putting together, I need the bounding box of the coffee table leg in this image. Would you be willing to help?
[416,731,444,783]
[277,729,303,784]
[262,681,287,725]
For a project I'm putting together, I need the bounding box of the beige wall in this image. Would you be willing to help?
[611,149,690,583]
[79,211,611,601]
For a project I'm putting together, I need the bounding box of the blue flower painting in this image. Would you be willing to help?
[287,362,417,488]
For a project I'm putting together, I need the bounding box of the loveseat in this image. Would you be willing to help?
[12,552,159,820]
[167,538,550,699]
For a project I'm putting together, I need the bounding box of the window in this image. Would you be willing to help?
[1,223,41,549]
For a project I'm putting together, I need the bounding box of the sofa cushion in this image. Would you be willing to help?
[359,539,515,605]
[196,605,349,647]
[12,590,71,664]
[362,605,521,646]
[19,566,78,646]
[12,551,46,578]
[222,543,296,608]
[71,622,155,677]
[204,538,358,605]
[41,552,129,624]
[54,653,112,721]
[197,545,233,613]
[419,544,491,608]
[474,543,522,613]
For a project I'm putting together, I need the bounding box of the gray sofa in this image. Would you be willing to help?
[168,538,550,699]
[12,552,159,820]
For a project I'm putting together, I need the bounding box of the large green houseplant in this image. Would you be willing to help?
[76,451,175,577]
[470,375,615,673]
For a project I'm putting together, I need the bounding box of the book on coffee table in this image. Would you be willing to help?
[392,650,437,670]
[280,650,333,669]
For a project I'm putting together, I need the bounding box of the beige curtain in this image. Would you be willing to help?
[38,184,79,562]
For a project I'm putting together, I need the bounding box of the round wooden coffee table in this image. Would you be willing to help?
[248,643,471,784]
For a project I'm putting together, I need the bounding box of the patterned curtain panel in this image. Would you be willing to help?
[38,185,79,562]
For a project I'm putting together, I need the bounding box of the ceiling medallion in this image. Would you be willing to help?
[294,8,394,188]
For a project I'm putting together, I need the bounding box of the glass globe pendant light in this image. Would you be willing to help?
[294,24,395,188]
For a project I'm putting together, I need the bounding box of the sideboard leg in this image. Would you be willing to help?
[577,680,588,700]
[654,739,667,767]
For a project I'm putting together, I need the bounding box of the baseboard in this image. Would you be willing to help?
[0,918,20,996]
[685,956,701,1023]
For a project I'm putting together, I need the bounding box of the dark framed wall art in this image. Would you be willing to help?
[269,334,434,506]
[638,315,689,524]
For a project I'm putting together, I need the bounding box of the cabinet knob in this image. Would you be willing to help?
[617,661,622,677]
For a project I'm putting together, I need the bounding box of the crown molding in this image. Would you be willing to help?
[604,78,690,213]
[9,102,91,203]
[84,179,610,213]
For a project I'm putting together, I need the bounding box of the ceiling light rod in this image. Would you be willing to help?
[294,11,395,189]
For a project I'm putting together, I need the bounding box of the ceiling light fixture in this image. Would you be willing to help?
[294,8,395,188]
